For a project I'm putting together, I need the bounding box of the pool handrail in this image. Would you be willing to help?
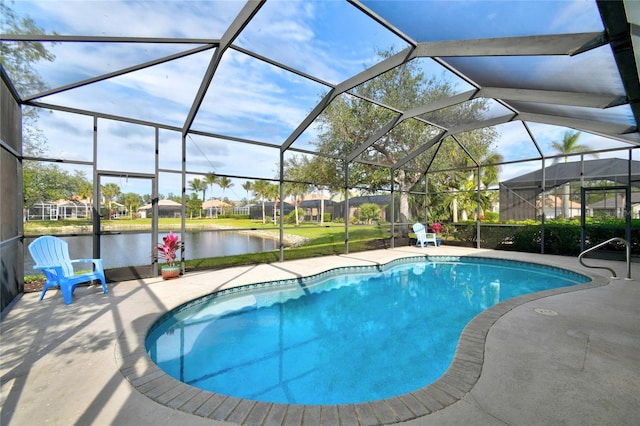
[578,237,632,280]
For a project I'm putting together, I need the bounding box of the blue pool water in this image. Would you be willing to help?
[146,257,590,405]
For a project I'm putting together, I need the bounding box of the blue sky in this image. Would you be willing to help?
[6,0,638,199]
[364,0,605,41]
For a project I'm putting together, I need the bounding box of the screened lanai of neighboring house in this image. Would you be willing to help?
[1,0,639,310]
[501,158,640,220]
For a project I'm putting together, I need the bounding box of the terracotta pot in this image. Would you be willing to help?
[161,266,181,280]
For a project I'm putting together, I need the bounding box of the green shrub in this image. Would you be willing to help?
[509,224,638,255]
[482,212,499,222]
[217,214,250,220]
[584,224,640,253]
[479,225,520,248]
[511,225,543,252]
[285,208,305,224]
[358,203,381,224]
[508,225,581,254]
[447,218,639,256]
[454,224,477,243]
[543,225,582,255]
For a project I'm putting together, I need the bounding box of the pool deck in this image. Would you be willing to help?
[1,246,639,426]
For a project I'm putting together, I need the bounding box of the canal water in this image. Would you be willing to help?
[24,230,277,274]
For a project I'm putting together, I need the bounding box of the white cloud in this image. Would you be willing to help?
[21,0,241,38]
[549,0,603,33]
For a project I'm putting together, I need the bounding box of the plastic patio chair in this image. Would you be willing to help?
[28,235,108,304]
[412,223,439,248]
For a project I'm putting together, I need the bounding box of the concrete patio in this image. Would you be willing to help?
[1,246,638,425]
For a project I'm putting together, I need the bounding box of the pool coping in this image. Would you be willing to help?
[114,255,610,425]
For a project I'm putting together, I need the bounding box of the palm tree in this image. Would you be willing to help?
[551,130,596,163]
[479,152,503,218]
[242,181,253,202]
[204,173,218,201]
[285,182,309,226]
[188,178,205,201]
[265,183,280,225]
[285,154,326,225]
[480,152,503,189]
[77,181,93,218]
[101,183,120,218]
[551,130,598,218]
[456,178,478,221]
[122,192,141,219]
[218,176,234,201]
[188,178,205,218]
[251,180,270,224]
[203,173,218,217]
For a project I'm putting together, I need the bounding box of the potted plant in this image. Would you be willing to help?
[430,222,443,247]
[157,231,181,279]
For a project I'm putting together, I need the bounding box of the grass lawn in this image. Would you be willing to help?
[24,217,393,242]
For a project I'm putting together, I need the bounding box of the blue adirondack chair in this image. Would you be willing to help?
[28,236,108,304]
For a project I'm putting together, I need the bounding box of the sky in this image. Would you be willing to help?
[5,0,639,200]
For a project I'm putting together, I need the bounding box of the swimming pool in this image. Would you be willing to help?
[146,256,590,406]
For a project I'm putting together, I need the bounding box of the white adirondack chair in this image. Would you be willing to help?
[412,223,439,248]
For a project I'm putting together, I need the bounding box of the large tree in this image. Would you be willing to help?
[1,0,56,155]
[23,163,89,209]
[311,49,497,222]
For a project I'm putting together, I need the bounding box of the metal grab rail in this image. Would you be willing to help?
[578,237,632,280]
